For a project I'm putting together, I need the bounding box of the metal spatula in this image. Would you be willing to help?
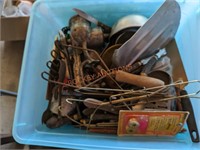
[112,0,181,67]
[167,39,199,143]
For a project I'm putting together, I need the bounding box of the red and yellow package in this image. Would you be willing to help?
[118,110,189,136]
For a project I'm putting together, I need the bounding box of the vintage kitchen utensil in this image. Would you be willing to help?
[115,70,164,88]
[109,86,200,110]
[50,96,76,117]
[110,14,147,42]
[180,90,200,142]
[69,15,91,87]
[112,0,181,67]
[89,86,166,106]
[45,43,66,100]
[141,40,199,142]
[66,90,112,99]
[69,15,91,46]
[69,16,122,89]
[104,14,147,52]
[87,27,104,52]
[79,80,199,95]
[151,56,172,75]
[136,49,167,103]
[101,44,122,67]
[111,80,200,101]
[115,30,136,45]
[42,85,68,127]
[73,8,111,33]
[166,39,199,143]
[45,114,70,129]
[101,48,167,88]
[61,43,123,89]
[43,59,66,100]
[148,70,172,85]
[102,48,167,89]
[146,70,176,110]
[57,32,74,80]
[42,103,54,124]
[82,90,173,119]
[43,59,66,83]
[131,48,167,110]
[140,49,167,76]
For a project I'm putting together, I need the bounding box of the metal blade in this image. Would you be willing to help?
[112,0,181,67]
[73,8,111,32]
[73,8,98,24]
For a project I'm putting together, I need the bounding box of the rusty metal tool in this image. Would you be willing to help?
[70,15,91,87]
[58,31,74,80]
[87,27,104,52]
[83,86,166,108]
[140,49,167,76]
[69,15,119,88]
[113,50,167,89]
[73,8,111,33]
[132,49,167,110]
[112,0,181,67]
[60,43,127,89]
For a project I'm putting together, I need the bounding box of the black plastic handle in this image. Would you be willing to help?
[180,90,200,143]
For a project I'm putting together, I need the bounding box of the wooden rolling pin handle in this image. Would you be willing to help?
[115,70,164,88]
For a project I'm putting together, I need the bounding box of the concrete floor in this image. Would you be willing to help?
[0,1,64,149]
[0,41,25,148]
[0,41,24,132]
[0,41,62,149]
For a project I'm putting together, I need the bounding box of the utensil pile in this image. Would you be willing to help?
[41,0,200,141]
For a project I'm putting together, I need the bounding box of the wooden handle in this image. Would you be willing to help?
[115,70,164,88]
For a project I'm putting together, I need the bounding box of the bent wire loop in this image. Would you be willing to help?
[66,80,200,106]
